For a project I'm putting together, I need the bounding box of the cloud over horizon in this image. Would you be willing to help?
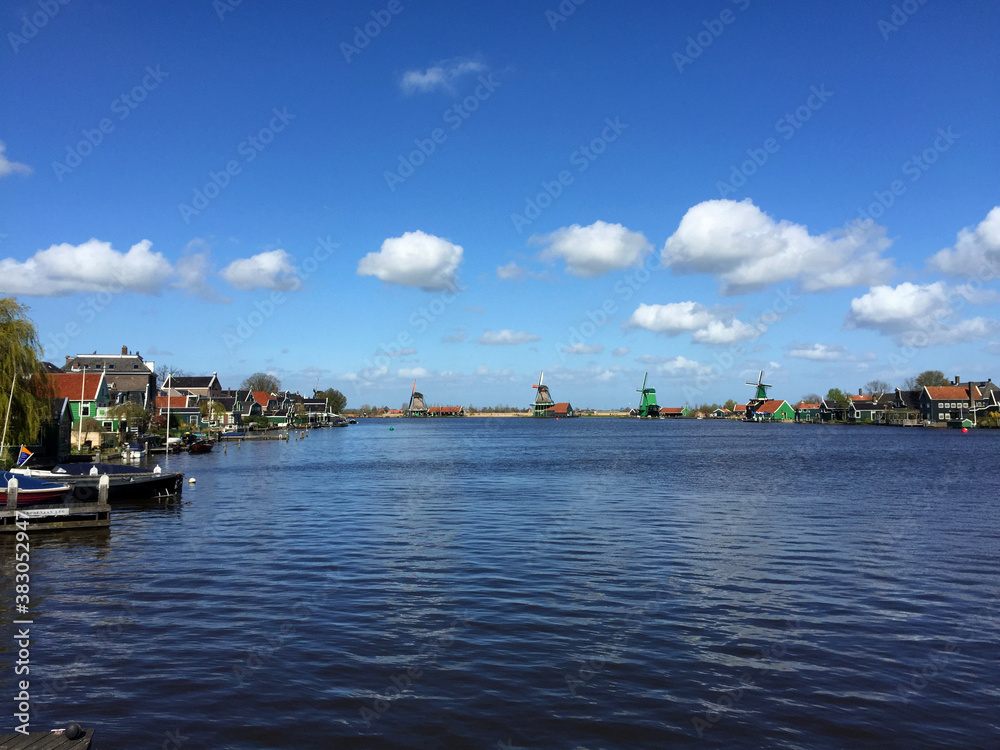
[401,58,486,95]
[0,238,171,296]
[628,301,761,344]
[533,221,653,278]
[478,329,540,345]
[221,249,300,291]
[927,205,1000,277]
[357,230,463,291]
[664,199,894,294]
[0,139,31,178]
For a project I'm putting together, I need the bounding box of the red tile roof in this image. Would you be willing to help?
[733,404,747,413]
[756,400,789,414]
[428,405,464,414]
[660,407,685,414]
[796,402,820,409]
[925,386,981,400]
[48,372,104,401]
[156,396,190,409]
[552,402,572,414]
[252,390,274,408]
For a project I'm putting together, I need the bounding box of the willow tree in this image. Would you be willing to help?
[0,298,51,465]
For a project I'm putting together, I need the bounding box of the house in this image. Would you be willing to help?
[162,373,223,400]
[428,406,465,417]
[712,408,731,419]
[659,407,688,418]
[64,347,157,409]
[733,404,747,419]
[884,388,921,426]
[752,400,796,422]
[48,371,111,426]
[920,384,984,423]
[156,394,201,430]
[819,397,849,422]
[847,392,884,424]
[794,402,821,423]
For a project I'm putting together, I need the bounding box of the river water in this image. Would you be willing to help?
[2,418,998,748]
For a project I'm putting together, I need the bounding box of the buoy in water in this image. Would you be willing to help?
[390,426,394,431]
[962,427,968,433]
[188,477,196,484]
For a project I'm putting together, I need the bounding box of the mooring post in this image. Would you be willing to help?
[98,474,110,506]
[6,476,17,509]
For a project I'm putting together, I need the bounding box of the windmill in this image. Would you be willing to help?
[744,370,771,420]
[531,370,554,417]
[407,380,427,417]
[635,372,659,418]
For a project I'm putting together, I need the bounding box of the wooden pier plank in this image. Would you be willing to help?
[0,728,93,749]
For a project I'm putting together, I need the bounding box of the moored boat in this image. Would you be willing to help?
[11,463,183,501]
[1,471,72,505]
[188,440,213,454]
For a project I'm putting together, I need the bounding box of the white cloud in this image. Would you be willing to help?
[478,329,540,345]
[357,230,462,291]
[650,355,714,378]
[220,249,300,291]
[533,221,653,278]
[846,281,999,346]
[928,206,1000,277]
[628,301,761,344]
[0,140,31,178]
[561,343,604,355]
[497,261,526,281]
[612,347,630,357]
[786,343,848,361]
[401,59,485,95]
[663,199,894,294]
[172,240,229,302]
[398,367,429,379]
[0,238,171,296]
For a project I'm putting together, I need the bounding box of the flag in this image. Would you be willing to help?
[16,445,32,467]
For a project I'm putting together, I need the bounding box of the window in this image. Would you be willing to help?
[102,421,113,430]
[81,404,90,416]
[108,364,115,370]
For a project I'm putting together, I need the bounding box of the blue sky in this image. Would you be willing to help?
[2,0,999,409]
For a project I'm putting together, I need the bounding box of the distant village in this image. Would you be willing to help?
[23,345,1000,465]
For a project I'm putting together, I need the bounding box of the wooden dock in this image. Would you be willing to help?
[0,727,94,748]
[1,476,111,533]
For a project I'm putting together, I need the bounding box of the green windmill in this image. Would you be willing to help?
[745,370,771,420]
[636,372,660,418]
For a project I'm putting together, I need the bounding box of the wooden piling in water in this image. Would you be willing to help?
[1,475,111,533]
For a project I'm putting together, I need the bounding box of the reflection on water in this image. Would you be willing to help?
[1,420,998,748]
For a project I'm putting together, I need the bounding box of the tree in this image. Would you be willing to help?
[157,364,188,386]
[241,372,281,393]
[905,370,948,390]
[800,393,822,404]
[317,388,346,414]
[0,298,51,466]
[199,400,226,424]
[825,388,850,408]
[723,399,736,412]
[108,402,150,434]
[864,379,893,398]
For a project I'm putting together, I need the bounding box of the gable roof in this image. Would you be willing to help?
[428,405,464,415]
[48,372,106,401]
[756,399,790,414]
[166,375,218,389]
[660,407,685,414]
[156,395,192,409]
[552,402,572,414]
[733,404,747,413]
[795,402,820,410]
[924,385,981,400]
[252,390,274,408]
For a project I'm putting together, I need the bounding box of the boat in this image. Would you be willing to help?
[11,463,183,501]
[1,471,72,505]
[188,439,213,454]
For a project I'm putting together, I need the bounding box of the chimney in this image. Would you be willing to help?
[954,375,960,385]
[859,388,863,396]
[122,345,128,355]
